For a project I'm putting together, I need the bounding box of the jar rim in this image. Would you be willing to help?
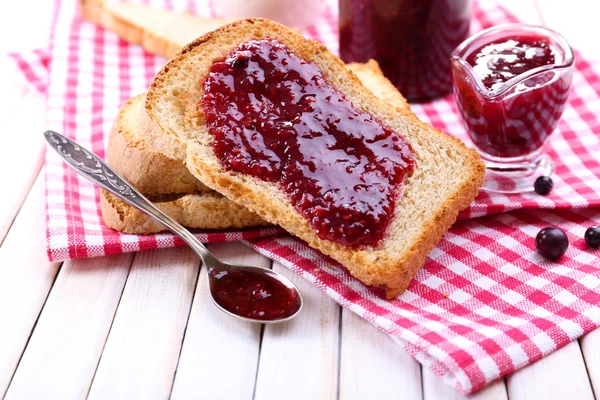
[451,23,574,98]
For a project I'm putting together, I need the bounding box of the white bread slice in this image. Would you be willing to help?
[80,0,232,58]
[102,61,409,233]
[144,19,485,298]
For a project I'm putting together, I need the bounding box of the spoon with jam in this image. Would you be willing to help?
[44,130,302,323]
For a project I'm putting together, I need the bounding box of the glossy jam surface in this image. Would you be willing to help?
[453,34,573,158]
[339,0,472,101]
[210,269,300,321]
[466,36,556,91]
[202,39,415,247]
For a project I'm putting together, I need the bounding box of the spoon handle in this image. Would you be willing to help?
[43,130,216,263]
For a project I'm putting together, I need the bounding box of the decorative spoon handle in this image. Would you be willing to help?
[44,130,303,323]
[43,130,216,262]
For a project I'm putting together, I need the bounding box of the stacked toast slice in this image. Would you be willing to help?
[142,19,484,297]
[82,2,484,297]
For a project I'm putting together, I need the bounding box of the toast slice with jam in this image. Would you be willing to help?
[143,19,485,297]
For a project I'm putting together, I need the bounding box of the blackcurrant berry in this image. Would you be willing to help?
[534,176,553,195]
[535,227,568,260]
[584,226,600,248]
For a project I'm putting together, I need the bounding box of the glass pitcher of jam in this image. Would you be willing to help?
[339,0,472,102]
[452,24,574,193]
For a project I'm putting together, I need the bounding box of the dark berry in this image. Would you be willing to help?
[535,227,568,260]
[232,55,249,69]
[585,226,600,248]
[534,176,553,195]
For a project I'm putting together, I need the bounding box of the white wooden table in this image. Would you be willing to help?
[1,1,599,399]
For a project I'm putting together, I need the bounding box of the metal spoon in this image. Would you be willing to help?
[44,130,302,323]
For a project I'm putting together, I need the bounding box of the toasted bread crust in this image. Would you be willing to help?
[100,190,270,234]
[144,18,484,298]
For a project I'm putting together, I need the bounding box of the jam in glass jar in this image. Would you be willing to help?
[452,24,574,193]
[339,0,472,102]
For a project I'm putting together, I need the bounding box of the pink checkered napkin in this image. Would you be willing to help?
[12,0,600,394]
[9,49,50,95]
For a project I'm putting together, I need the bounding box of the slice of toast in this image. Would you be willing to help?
[144,19,485,298]
[102,61,410,233]
[80,0,232,58]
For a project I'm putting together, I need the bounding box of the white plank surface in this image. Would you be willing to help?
[506,341,595,400]
[254,262,340,400]
[0,78,46,245]
[4,252,133,400]
[581,329,600,397]
[423,369,508,400]
[88,247,199,400]
[0,0,51,245]
[339,310,422,400]
[170,242,266,400]
[0,174,60,396]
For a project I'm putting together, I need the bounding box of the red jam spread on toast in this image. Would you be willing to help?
[202,39,415,247]
[210,269,300,321]
[466,36,556,91]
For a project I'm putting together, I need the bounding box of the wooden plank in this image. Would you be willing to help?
[87,247,199,400]
[253,262,340,400]
[0,174,60,396]
[0,84,46,245]
[0,0,53,244]
[580,330,600,398]
[338,310,422,400]
[4,252,133,400]
[506,341,595,400]
[423,369,507,400]
[170,242,267,400]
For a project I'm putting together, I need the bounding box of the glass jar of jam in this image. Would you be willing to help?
[452,24,574,193]
[339,0,472,102]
